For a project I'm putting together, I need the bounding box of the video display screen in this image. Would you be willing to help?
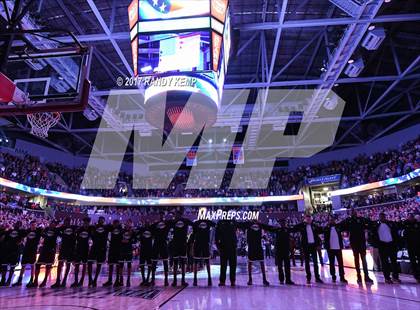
[211,0,228,22]
[223,13,231,72]
[138,31,211,74]
[139,0,210,20]
[212,31,222,72]
[128,0,139,29]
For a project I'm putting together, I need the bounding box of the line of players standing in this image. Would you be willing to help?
[1,209,419,288]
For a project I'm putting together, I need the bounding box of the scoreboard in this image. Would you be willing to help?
[128,0,231,131]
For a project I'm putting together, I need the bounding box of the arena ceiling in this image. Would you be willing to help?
[0,0,419,166]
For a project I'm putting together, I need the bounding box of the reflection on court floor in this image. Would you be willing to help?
[1,262,419,310]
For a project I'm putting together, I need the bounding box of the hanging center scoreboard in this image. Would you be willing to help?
[128,0,231,132]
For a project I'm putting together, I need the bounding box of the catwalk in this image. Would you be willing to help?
[0,264,418,310]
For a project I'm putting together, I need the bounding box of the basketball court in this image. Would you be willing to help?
[0,0,420,310]
[0,263,419,310]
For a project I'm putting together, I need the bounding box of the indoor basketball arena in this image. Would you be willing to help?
[0,0,419,309]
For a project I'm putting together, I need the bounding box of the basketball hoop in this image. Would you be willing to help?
[27,112,61,138]
[1,72,61,138]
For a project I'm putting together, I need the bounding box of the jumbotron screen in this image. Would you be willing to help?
[138,0,228,21]
[139,31,211,74]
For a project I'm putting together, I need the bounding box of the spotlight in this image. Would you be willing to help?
[223,138,227,143]
[362,27,386,50]
[344,58,364,77]
[324,96,338,110]
[348,59,354,64]
[209,139,213,144]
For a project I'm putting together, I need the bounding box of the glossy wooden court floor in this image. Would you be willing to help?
[0,264,419,310]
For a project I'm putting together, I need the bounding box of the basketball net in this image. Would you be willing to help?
[27,112,61,138]
[19,96,61,139]
[0,72,61,138]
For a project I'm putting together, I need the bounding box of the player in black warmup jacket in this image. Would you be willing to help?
[192,219,215,286]
[0,225,9,284]
[103,219,123,287]
[88,216,108,287]
[368,212,403,284]
[169,211,193,286]
[340,209,374,284]
[151,212,171,286]
[29,220,59,288]
[116,219,137,287]
[52,217,77,288]
[14,220,42,286]
[71,217,91,287]
[238,221,270,286]
[322,216,348,284]
[216,219,238,286]
[137,220,153,286]
[404,214,420,282]
[0,221,24,286]
[0,225,4,283]
[137,221,153,285]
[292,215,323,284]
[267,220,295,285]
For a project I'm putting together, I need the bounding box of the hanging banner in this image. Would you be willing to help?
[232,145,244,165]
[186,147,198,167]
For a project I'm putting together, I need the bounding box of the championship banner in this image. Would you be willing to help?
[232,145,244,165]
[186,147,198,166]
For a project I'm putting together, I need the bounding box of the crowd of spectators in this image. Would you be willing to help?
[336,198,419,222]
[341,188,416,209]
[308,198,420,226]
[0,153,62,190]
[0,136,418,199]
[0,203,50,230]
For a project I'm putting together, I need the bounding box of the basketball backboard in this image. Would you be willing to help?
[0,29,91,116]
